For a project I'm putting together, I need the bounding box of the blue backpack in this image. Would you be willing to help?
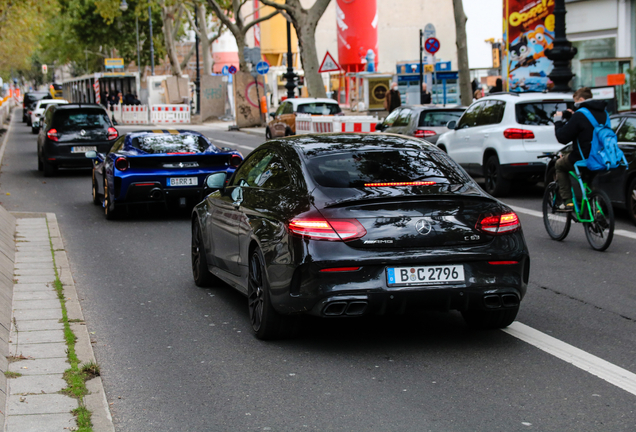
[577,108,628,171]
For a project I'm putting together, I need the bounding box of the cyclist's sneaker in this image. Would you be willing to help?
[557,202,574,212]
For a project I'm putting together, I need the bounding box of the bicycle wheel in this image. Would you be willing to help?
[584,190,614,251]
[542,182,571,241]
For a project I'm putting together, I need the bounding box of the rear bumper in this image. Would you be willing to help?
[119,181,208,207]
[499,162,547,180]
[43,141,113,168]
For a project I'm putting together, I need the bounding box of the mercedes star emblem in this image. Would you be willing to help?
[415,219,432,236]
[80,129,86,136]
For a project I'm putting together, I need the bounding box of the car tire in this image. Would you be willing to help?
[43,159,57,177]
[103,178,117,220]
[91,172,101,205]
[284,128,292,137]
[437,144,447,153]
[191,220,218,287]
[248,247,298,340]
[627,177,636,226]
[265,127,272,140]
[483,155,511,197]
[31,126,39,134]
[37,154,43,171]
[461,306,519,329]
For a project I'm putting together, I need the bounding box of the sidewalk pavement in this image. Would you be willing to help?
[4,214,113,432]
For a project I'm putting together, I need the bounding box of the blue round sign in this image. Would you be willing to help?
[425,37,440,55]
[221,65,229,75]
[228,65,237,75]
[255,61,270,75]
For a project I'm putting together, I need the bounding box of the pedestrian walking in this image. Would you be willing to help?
[384,82,402,113]
[421,83,432,104]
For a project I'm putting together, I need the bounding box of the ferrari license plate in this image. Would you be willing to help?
[387,265,465,287]
[71,146,97,153]
[168,177,198,187]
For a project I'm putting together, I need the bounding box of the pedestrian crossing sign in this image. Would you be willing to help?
[318,51,341,73]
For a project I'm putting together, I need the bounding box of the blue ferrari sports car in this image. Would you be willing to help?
[86,130,243,219]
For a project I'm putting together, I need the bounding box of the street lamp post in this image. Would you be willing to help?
[283,20,297,99]
[149,5,155,75]
[194,5,201,115]
[119,1,141,73]
[545,0,577,92]
[419,29,424,104]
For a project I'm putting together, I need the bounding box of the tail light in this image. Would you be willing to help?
[47,129,59,142]
[320,267,361,272]
[107,127,118,140]
[230,155,243,167]
[365,181,435,187]
[413,129,437,138]
[115,157,129,171]
[503,128,535,139]
[288,218,367,241]
[476,212,520,235]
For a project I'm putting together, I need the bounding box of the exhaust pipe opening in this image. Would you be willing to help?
[483,295,502,309]
[149,188,163,200]
[501,294,519,308]
[345,301,367,316]
[323,302,347,316]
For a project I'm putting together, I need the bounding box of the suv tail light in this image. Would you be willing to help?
[289,218,367,241]
[503,128,535,139]
[476,212,520,235]
[108,127,118,140]
[115,157,129,171]
[413,129,437,138]
[47,129,59,142]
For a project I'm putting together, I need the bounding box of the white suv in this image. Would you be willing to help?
[436,92,573,196]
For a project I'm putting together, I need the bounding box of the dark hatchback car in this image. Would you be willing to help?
[37,104,118,176]
[375,105,465,139]
[192,134,529,339]
[23,91,51,124]
[545,112,636,225]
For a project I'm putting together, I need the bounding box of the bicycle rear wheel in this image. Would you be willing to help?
[542,182,571,241]
[584,190,614,251]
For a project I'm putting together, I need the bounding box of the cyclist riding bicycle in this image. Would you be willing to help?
[553,87,607,211]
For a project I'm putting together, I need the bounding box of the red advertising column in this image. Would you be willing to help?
[336,0,378,73]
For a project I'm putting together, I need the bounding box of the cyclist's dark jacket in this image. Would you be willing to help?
[554,99,608,164]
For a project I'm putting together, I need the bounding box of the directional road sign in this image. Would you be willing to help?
[221,65,229,75]
[425,37,440,55]
[255,61,270,75]
[228,65,237,75]
[424,23,436,39]
[318,51,341,73]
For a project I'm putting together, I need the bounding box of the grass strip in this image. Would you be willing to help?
[46,218,94,432]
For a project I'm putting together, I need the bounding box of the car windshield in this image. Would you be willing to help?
[131,134,211,154]
[516,101,574,125]
[296,103,341,115]
[306,149,470,188]
[52,109,111,130]
[418,110,464,127]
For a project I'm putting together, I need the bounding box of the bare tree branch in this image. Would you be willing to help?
[259,0,294,14]
[243,9,279,32]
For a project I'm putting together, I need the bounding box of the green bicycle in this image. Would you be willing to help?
[542,158,615,251]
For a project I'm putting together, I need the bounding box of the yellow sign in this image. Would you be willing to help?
[424,65,435,73]
[105,58,124,67]
[492,47,500,68]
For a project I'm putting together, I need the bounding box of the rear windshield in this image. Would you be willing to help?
[39,101,59,109]
[52,109,111,130]
[131,134,210,154]
[297,103,341,115]
[418,110,464,127]
[516,101,574,125]
[26,93,50,103]
[306,149,470,188]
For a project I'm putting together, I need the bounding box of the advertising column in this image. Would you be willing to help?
[503,0,556,92]
[336,0,379,73]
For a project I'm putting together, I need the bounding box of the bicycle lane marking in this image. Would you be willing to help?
[508,205,636,240]
[503,322,636,396]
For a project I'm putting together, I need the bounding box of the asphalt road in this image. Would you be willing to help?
[1,113,635,431]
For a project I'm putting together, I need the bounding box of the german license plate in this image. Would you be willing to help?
[71,146,97,153]
[387,265,465,287]
[168,177,198,187]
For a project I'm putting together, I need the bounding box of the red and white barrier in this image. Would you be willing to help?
[333,116,378,133]
[150,104,191,124]
[121,105,149,124]
[295,114,378,135]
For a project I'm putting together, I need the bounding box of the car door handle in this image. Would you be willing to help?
[483,133,489,138]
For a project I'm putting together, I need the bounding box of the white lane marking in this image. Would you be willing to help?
[509,204,636,240]
[504,322,636,396]
[211,139,254,152]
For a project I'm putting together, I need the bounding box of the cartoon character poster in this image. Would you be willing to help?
[503,0,555,92]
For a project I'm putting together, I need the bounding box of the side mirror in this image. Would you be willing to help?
[85,151,98,159]
[446,120,457,130]
[205,172,227,190]
[375,123,385,131]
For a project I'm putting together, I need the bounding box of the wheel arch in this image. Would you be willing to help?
[483,148,499,166]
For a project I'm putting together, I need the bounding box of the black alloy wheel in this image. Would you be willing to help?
[483,155,511,197]
[461,306,519,329]
[103,178,117,220]
[191,220,216,287]
[91,172,101,205]
[247,248,297,340]
[627,177,636,226]
[265,128,272,140]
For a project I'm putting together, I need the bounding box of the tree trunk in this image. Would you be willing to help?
[452,0,472,106]
[161,2,182,76]
[296,17,325,98]
[197,4,213,76]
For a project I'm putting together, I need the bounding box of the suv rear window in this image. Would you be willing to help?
[296,103,341,115]
[418,110,464,127]
[52,109,111,130]
[131,134,210,154]
[306,150,470,188]
[516,101,574,126]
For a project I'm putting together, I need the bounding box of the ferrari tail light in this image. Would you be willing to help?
[476,212,520,235]
[115,157,129,171]
[503,128,535,139]
[289,218,367,241]
[107,127,118,140]
[47,129,59,142]
[413,129,437,138]
[230,155,243,167]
